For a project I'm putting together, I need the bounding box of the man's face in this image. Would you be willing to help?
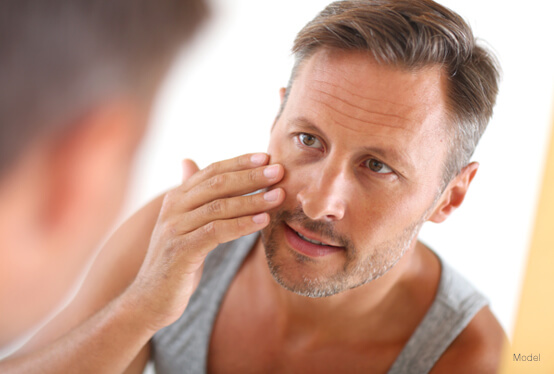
[262,48,450,297]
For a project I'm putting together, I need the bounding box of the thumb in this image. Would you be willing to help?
[181,159,200,183]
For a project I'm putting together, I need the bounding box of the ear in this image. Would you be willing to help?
[43,99,144,239]
[428,162,479,224]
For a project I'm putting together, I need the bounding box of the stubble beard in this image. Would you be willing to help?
[261,206,426,298]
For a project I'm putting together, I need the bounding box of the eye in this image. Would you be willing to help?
[364,159,393,174]
[298,133,323,149]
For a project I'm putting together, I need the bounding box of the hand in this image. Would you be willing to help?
[124,153,285,330]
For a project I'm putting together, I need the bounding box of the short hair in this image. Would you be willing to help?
[280,0,500,183]
[0,0,207,176]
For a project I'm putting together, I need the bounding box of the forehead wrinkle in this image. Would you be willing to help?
[311,77,414,116]
[312,97,417,135]
[306,75,423,135]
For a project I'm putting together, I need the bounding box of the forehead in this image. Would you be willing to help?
[282,48,449,176]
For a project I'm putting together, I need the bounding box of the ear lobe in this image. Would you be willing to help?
[428,162,479,224]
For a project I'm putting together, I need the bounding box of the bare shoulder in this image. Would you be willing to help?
[430,306,507,374]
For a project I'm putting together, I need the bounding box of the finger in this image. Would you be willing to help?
[180,153,269,192]
[178,213,270,260]
[179,163,284,212]
[179,188,285,233]
[181,159,200,184]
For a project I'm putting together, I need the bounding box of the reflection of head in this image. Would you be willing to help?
[0,0,207,176]
[278,0,500,183]
[0,0,207,344]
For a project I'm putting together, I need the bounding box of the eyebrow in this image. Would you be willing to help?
[288,116,416,173]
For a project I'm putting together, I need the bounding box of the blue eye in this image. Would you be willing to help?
[298,133,322,149]
[364,159,393,174]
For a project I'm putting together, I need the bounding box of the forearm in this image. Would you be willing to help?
[0,290,156,374]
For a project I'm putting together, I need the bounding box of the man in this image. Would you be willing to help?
[0,0,209,372]
[12,0,506,373]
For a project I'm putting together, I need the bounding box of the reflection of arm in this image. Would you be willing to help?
[0,153,284,374]
[0,194,166,374]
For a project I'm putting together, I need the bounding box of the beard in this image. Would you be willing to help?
[261,205,426,298]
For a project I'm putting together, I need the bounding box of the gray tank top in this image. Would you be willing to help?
[152,233,488,374]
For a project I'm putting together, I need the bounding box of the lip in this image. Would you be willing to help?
[284,224,344,258]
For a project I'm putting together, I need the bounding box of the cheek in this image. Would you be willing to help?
[343,188,429,246]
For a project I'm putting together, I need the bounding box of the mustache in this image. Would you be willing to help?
[273,206,353,249]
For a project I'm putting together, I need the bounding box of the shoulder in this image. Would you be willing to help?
[430,306,507,374]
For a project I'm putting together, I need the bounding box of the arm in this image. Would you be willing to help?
[0,154,285,374]
[23,194,166,353]
[2,194,165,374]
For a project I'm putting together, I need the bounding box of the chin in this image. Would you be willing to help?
[261,225,360,298]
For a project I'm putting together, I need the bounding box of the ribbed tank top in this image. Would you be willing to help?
[152,233,488,374]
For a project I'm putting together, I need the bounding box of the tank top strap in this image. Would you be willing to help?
[386,257,489,374]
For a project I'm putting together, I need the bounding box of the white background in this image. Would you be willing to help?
[123,0,554,338]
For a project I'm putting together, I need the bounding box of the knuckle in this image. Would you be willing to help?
[160,221,178,237]
[247,169,258,183]
[203,221,216,237]
[208,174,225,189]
[247,193,259,206]
[207,199,224,215]
[205,162,220,176]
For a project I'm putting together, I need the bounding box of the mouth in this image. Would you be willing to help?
[296,231,331,246]
[284,223,344,258]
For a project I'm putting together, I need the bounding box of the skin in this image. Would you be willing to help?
[207,49,507,373]
[260,49,448,298]
[1,153,285,373]
[0,96,150,345]
[3,48,506,373]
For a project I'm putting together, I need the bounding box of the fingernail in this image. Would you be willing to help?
[263,189,280,202]
[250,153,267,165]
[263,165,280,179]
[252,213,268,224]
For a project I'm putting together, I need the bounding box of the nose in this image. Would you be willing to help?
[297,163,348,222]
